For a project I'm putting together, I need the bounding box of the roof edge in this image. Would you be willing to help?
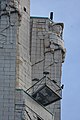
[30,16,49,19]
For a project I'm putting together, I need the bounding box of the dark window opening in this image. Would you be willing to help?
[37,117,42,120]
[24,7,26,12]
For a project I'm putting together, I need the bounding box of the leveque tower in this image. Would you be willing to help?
[0,0,66,120]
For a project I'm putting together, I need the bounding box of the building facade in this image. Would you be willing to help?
[30,17,66,120]
[0,0,65,120]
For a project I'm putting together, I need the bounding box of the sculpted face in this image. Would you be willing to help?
[52,24,63,37]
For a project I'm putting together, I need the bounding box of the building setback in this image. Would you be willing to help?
[0,0,66,120]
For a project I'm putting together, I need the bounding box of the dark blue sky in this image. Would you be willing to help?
[30,0,80,120]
